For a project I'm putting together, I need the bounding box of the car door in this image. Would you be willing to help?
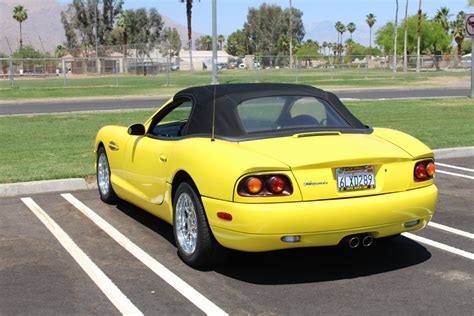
[123,99,193,204]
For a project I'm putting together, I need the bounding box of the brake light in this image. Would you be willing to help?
[414,160,435,181]
[268,176,285,194]
[238,174,293,196]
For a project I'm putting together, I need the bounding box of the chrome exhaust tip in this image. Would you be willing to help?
[362,235,373,247]
[347,236,360,248]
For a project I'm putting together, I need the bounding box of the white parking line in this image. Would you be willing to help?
[61,193,228,316]
[437,170,474,180]
[428,222,474,239]
[436,162,474,173]
[403,233,474,260]
[21,197,143,316]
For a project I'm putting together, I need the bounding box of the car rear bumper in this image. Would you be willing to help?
[203,184,438,252]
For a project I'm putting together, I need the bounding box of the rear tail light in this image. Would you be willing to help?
[238,174,293,196]
[414,160,435,181]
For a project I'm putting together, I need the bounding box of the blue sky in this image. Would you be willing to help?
[59,0,470,38]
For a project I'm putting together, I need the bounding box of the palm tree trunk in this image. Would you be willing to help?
[186,0,194,71]
[19,21,23,49]
[416,0,422,73]
[403,0,409,72]
[369,27,372,57]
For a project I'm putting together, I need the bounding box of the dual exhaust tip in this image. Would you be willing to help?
[346,235,373,248]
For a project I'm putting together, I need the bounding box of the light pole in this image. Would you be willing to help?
[211,0,218,84]
[289,0,293,69]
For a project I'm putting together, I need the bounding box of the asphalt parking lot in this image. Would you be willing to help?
[1,157,472,315]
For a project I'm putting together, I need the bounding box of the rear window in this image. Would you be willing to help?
[237,96,350,134]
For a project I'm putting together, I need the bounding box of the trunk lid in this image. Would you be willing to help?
[238,133,414,201]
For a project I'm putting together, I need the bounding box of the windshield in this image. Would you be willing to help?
[237,96,350,134]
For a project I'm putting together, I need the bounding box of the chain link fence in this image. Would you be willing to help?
[0,53,470,91]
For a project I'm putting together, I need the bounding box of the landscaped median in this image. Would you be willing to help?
[0,97,473,184]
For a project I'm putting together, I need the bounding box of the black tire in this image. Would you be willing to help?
[96,147,118,204]
[173,182,228,268]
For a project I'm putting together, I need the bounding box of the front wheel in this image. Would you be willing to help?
[173,182,227,267]
[96,147,118,204]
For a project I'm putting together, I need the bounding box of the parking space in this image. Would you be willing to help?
[1,157,473,315]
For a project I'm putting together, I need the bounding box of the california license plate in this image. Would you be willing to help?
[336,165,376,192]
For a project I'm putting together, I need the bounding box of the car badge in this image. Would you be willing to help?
[303,181,328,186]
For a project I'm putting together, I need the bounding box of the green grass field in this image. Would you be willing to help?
[0,97,472,183]
[0,68,469,100]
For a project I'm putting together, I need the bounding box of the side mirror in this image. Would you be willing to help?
[128,123,146,136]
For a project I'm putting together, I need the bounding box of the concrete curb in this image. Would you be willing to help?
[0,178,97,198]
[433,146,474,159]
[0,147,472,198]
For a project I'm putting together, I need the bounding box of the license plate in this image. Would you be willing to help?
[336,165,376,192]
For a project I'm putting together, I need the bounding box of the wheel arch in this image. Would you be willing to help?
[171,170,200,204]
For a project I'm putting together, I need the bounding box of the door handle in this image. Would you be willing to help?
[108,142,119,151]
[159,154,167,163]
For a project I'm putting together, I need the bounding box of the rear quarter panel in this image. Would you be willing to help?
[166,138,291,201]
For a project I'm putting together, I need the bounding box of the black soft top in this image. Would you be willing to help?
[174,83,368,138]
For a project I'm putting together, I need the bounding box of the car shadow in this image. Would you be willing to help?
[115,200,176,247]
[113,199,432,285]
[215,237,432,285]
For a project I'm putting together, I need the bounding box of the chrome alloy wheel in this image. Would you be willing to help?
[175,192,198,255]
[97,153,110,196]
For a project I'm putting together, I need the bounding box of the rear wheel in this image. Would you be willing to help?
[173,182,227,267]
[96,147,118,204]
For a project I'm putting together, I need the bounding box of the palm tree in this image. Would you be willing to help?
[116,12,129,56]
[393,0,399,73]
[347,22,356,63]
[180,0,196,70]
[451,11,467,59]
[322,41,328,56]
[366,13,376,57]
[218,34,225,50]
[12,5,28,49]
[434,7,452,33]
[335,21,346,62]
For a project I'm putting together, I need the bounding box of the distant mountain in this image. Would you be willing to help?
[0,0,202,55]
[0,0,66,54]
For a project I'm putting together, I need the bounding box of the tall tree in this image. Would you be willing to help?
[347,22,356,63]
[416,0,422,72]
[12,5,28,49]
[225,29,248,56]
[61,0,124,50]
[243,3,304,66]
[160,27,182,62]
[195,35,212,50]
[366,13,376,56]
[451,11,467,58]
[434,7,452,33]
[180,0,197,70]
[218,34,225,50]
[335,21,345,61]
[393,0,399,73]
[403,0,409,72]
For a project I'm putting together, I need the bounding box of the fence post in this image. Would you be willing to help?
[62,58,67,87]
[255,58,260,82]
[365,55,369,79]
[166,55,170,86]
[295,56,299,83]
[115,62,119,87]
[9,58,14,88]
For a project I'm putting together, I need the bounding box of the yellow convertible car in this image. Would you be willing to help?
[94,83,438,267]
